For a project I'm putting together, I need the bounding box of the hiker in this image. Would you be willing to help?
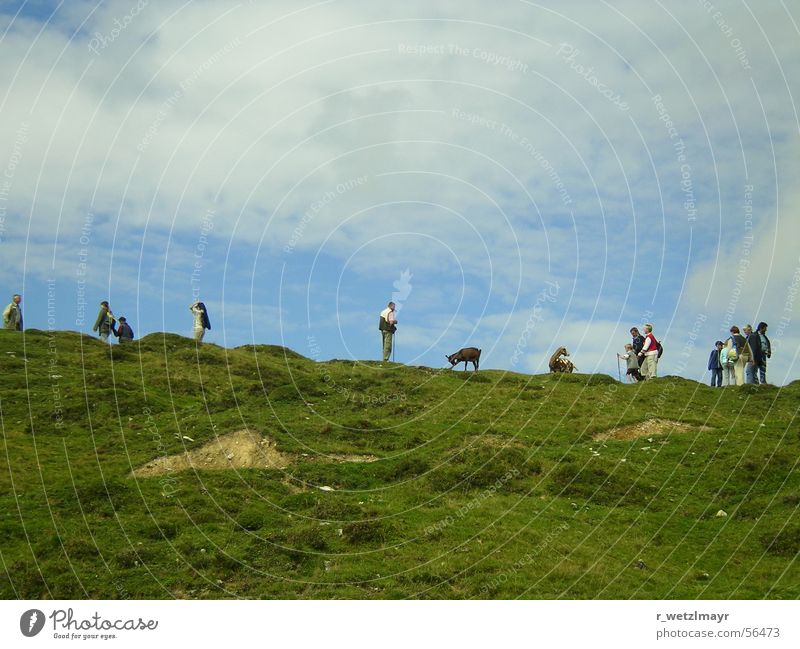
[618,343,642,382]
[707,341,724,387]
[630,327,645,368]
[637,323,659,379]
[113,316,134,343]
[725,326,751,386]
[743,324,763,384]
[378,301,397,362]
[189,300,211,342]
[756,322,771,384]
[720,340,735,386]
[2,294,22,330]
[92,301,115,342]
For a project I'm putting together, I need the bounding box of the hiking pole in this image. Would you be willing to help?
[617,355,622,382]
[392,330,396,362]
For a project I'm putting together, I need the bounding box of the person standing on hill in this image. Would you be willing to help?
[756,322,771,384]
[708,340,723,387]
[92,301,115,342]
[2,294,22,330]
[725,326,751,386]
[637,323,659,379]
[743,324,763,384]
[190,300,211,342]
[113,316,134,343]
[630,327,645,368]
[720,341,735,386]
[379,301,397,362]
[618,343,642,382]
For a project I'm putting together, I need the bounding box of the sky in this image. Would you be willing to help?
[0,0,798,383]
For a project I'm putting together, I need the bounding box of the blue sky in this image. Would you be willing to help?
[1,0,798,383]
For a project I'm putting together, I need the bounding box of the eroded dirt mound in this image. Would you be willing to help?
[133,430,380,477]
[594,418,713,442]
[133,430,291,477]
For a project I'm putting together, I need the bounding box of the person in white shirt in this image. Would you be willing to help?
[189,301,210,342]
[379,301,397,362]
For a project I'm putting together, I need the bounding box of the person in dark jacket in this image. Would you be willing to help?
[756,322,771,384]
[630,327,645,368]
[707,341,723,387]
[92,301,115,342]
[743,324,762,384]
[113,316,134,343]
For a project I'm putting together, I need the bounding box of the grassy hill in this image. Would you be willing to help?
[1,328,798,599]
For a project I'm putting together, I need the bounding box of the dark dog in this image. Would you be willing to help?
[446,347,481,371]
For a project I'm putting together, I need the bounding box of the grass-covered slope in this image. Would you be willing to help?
[1,328,798,599]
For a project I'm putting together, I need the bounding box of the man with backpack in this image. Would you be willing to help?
[189,300,211,342]
[92,301,115,342]
[725,325,751,386]
[378,301,397,362]
[637,323,660,379]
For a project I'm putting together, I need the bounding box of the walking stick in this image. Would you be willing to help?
[617,355,622,382]
[392,330,396,362]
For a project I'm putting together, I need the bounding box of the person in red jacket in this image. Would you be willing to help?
[637,323,659,379]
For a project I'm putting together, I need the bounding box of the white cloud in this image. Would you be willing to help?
[1,0,798,381]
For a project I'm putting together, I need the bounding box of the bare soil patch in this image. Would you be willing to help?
[133,430,291,477]
[133,430,378,477]
[594,418,713,442]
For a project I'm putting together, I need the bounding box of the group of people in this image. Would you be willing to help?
[2,293,778,388]
[618,324,662,382]
[707,322,771,386]
[2,293,212,344]
[91,301,135,342]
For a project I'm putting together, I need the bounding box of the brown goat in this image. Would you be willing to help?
[549,346,577,373]
[446,347,481,371]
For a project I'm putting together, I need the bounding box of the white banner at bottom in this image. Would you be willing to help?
[1,600,797,648]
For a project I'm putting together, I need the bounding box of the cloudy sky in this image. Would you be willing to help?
[1,0,798,383]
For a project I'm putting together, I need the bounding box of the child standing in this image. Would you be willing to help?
[618,344,642,382]
[720,342,735,386]
[708,341,723,387]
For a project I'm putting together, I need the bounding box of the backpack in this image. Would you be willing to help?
[197,302,211,330]
[657,341,663,358]
[378,315,396,333]
[727,336,738,361]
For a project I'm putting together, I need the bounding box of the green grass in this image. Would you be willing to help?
[1,328,798,599]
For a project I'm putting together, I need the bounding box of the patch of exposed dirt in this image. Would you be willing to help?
[594,418,713,442]
[133,430,378,477]
[133,430,291,477]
